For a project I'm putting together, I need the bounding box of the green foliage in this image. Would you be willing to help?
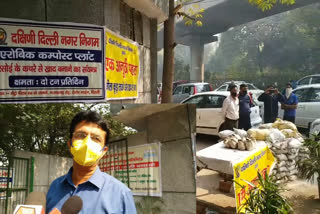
[297,137,320,184]
[249,0,295,11]
[135,196,164,214]
[236,172,293,214]
[0,104,135,162]
[203,3,320,88]
[175,0,204,27]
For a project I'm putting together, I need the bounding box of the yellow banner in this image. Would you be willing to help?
[233,146,275,213]
[105,30,139,99]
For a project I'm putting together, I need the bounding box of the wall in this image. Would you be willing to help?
[126,104,197,214]
[0,0,167,104]
[12,150,73,193]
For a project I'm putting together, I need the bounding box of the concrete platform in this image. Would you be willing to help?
[196,169,236,214]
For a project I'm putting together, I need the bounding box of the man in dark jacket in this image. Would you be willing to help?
[238,84,254,130]
[258,85,284,123]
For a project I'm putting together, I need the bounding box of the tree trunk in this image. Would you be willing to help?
[161,0,175,103]
[318,177,320,200]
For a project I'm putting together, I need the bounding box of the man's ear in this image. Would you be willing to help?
[103,146,108,154]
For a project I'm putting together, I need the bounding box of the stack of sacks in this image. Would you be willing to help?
[219,129,257,151]
[252,119,308,183]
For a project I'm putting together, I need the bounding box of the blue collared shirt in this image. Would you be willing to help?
[46,167,137,214]
[283,93,298,117]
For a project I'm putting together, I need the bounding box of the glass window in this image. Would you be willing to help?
[183,96,205,108]
[197,84,211,93]
[297,77,311,86]
[182,86,194,95]
[248,84,258,90]
[173,86,182,95]
[217,85,227,91]
[294,88,311,102]
[207,95,226,108]
[309,88,320,102]
[311,76,320,84]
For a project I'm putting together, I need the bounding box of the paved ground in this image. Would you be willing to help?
[195,134,320,214]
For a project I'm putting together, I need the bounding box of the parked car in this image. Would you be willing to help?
[215,81,264,100]
[181,91,262,136]
[296,74,320,88]
[279,84,320,130]
[173,82,213,103]
[157,80,189,103]
[215,81,264,117]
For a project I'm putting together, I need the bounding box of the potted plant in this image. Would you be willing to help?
[297,136,320,199]
[235,172,293,214]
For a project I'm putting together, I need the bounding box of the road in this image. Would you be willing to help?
[196,134,219,152]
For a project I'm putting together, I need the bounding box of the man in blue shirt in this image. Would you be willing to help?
[238,84,254,131]
[46,111,137,214]
[282,83,298,123]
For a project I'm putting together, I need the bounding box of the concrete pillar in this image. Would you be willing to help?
[190,41,204,82]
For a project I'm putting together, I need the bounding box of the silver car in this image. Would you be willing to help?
[172,82,213,103]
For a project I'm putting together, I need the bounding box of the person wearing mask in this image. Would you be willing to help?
[222,84,239,130]
[46,111,137,214]
[281,83,298,123]
[238,84,254,131]
[258,85,284,123]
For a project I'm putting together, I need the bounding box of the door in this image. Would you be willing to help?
[179,85,195,103]
[293,87,313,128]
[183,95,226,135]
[300,87,320,128]
[172,85,183,103]
[198,95,226,133]
[0,157,31,214]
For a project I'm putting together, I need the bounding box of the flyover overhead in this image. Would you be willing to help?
[157,0,319,82]
[158,0,319,48]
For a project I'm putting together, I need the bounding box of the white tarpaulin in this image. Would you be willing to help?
[196,141,267,175]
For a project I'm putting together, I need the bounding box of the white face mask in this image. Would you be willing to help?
[286,88,293,98]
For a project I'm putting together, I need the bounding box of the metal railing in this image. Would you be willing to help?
[99,138,130,188]
[0,157,30,214]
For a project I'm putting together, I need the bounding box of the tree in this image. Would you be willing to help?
[161,0,296,103]
[0,104,136,163]
[204,2,319,89]
[161,0,203,103]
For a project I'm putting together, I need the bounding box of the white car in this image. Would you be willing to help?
[181,91,262,136]
[296,74,320,88]
[215,81,264,101]
[215,82,264,117]
[279,84,320,129]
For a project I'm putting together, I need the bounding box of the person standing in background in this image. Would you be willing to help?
[238,84,254,131]
[282,83,298,123]
[258,85,284,123]
[222,84,239,130]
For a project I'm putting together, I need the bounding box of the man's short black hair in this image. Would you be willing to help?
[228,84,237,91]
[286,82,292,87]
[267,85,274,89]
[69,111,110,145]
[240,84,248,89]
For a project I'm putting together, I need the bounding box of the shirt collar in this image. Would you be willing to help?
[63,166,104,190]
